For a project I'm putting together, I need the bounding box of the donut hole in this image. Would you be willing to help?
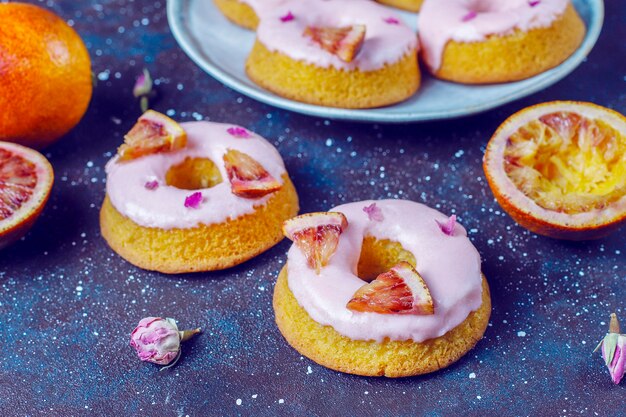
[356,236,416,282]
[165,157,223,190]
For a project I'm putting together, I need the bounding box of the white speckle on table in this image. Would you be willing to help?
[278,399,284,404]
[306,366,312,374]
[517,331,527,337]
[236,399,242,406]
[469,372,476,379]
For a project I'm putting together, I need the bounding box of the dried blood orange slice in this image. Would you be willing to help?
[303,25,366,63]
[223,149,282,198]
[0,141,53,249]
[484,101,626,240]
[347,261,434,315]
[283,212,348,274]
[118,110,186,161]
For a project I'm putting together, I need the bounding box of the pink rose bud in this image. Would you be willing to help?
[594,313,626,384]
[130,317,201,369]
[133,68,153,98]
[133,68,154,112]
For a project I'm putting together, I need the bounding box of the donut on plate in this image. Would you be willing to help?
[246,0,420,109]
[274,200,491,377]
[376,0,425,13]
[418,0,586,84]
[214,0,282,30]
[100,111,299,274]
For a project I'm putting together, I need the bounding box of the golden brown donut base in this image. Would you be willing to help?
[376,0,424,12]
[273,266,491,377]
[100,174,299,274]
[430,4,586,84]
[213,0,259,30]
[246,41,420,109]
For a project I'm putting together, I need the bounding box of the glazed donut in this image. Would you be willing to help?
[274,200,491,377]
[213,0,283,30]
[418,0,586,84]
[246,0,420,109]
[376,0,424,12]
[100,120,299,274]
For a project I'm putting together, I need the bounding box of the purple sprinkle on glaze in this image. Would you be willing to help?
[435,215,457,236]
[227,127,251,138]
[184,192,203,209]
[144,180,159,190]
[383,17,400,25]
[462,11,477,22]
[280,11,294,22]
[529,0,541,6]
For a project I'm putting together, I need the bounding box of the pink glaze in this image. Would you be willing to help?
[105,121,287,229]
[255,0,418,71]
[286,200,484,343]
[418,0,569,71]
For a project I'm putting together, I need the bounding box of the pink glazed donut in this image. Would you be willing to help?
[245,0,421,108]
[417,0,586,83]
[213,0,286,30]
[100,121,300,273]
[273,200,492,377]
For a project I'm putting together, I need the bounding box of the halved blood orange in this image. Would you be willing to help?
[118,110,187,161]
[484,101,626,240]
[0,141,54,249]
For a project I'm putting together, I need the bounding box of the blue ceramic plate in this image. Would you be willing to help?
[167,0,603,123]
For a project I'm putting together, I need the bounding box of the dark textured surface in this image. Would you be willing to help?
[0,1,625,416]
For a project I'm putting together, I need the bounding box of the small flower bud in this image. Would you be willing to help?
[130,317,201,369]
[594,313,626,384]
[133,68,153,98]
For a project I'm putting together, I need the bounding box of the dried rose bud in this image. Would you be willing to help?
[133,68,153,98]
[133,68,154,112]
[130,317,201,370]
[594,313,626,384]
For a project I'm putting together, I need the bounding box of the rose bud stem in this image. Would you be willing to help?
[609,313,621,334]
[180,328,202,342]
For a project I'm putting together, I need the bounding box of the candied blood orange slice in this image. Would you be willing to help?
[283,212,348,274]
[303,24,366,63]
[118,110,187,161]
[484,101,626,240]
[223,149,282,198]
[347,261,434,315]
[0,141,53,249]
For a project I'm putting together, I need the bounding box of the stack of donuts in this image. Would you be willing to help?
[213,0,586,108]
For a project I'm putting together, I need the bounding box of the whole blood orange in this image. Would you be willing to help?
[484,101,626,240]
[0,141,54,249]
[0,3,92,149]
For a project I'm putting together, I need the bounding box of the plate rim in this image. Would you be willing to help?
[167,0,605,123]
